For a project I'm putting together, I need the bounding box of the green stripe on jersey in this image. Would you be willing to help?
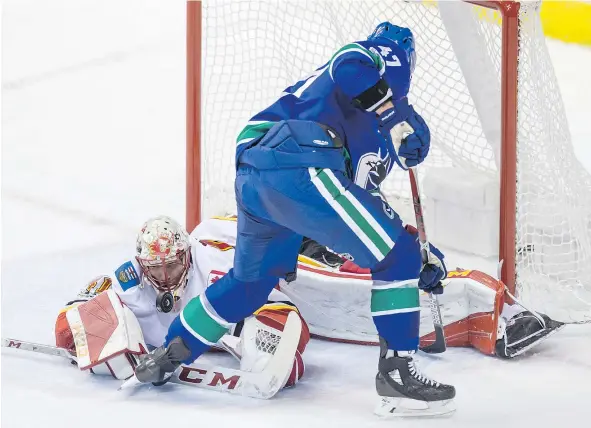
[236,121,276,145]
[181,296,228,345]
[371,285,420,316]
[315,169,393,258]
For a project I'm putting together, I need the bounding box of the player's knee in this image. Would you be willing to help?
[371,227,422,282]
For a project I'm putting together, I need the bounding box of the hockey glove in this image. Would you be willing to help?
[405,225,446,294]
[378,97,431,169]
[418,247,446,295]
[134,337,191,385]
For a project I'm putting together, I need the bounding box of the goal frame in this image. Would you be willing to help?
[186,0,520,296]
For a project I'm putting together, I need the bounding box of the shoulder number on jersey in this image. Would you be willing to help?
[371,46,401,67]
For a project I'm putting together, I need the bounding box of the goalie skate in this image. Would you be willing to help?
[374,338,456,418]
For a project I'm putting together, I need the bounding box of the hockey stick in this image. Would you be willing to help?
[408,167,447,354]
[2,337,78,363]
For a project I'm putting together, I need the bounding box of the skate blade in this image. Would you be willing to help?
[118,375,141,391]
[374,396,456,418]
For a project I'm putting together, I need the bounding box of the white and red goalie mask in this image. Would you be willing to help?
[135,215,192,312]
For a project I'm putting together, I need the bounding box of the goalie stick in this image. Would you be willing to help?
[408,167,447,354]
[2,311,302,400]
[2,337,78,363]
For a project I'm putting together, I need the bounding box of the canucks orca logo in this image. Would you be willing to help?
[354,149,392,191]
[382,200,395,219]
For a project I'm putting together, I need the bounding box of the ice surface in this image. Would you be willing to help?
[2,1,591,427]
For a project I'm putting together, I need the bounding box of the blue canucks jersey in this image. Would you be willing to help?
[236,39,412,193]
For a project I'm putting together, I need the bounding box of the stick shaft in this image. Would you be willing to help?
[2,337,77,362]
[409,168,430,264]
[407,168,447,353]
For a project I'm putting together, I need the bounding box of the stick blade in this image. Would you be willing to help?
[419,327,447,354]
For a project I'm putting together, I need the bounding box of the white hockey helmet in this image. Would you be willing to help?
[135,216,192,311]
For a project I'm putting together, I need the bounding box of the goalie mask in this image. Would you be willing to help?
[136,216,192,313]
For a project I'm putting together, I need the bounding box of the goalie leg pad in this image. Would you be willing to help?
[254,305,310,354]
[239,307,306,389]
[253,306,309,386]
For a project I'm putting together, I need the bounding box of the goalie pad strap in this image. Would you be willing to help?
[352,79,392,112]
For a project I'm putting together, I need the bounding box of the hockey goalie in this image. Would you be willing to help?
[55,216,563,396]
[55,215,310,398]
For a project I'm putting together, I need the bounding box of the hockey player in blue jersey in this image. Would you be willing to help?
[134,23,456,416]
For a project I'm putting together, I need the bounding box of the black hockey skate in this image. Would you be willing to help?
[375,337,456,417]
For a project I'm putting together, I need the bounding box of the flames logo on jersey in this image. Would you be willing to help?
[199,240,234,252]
[354,149,392,191]
[85,276,112,294]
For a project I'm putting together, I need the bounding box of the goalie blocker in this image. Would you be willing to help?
[55,289,148,379]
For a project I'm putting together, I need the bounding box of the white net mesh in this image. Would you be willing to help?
[514,4,591,322]
[256,325,281,355]
[200,0,591,323]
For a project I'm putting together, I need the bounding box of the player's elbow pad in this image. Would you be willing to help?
[331,60,383,102]
[352,79,392,112]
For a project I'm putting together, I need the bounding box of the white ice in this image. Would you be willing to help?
[2,1,591,427]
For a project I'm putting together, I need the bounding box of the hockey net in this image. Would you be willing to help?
[189,0,591,323]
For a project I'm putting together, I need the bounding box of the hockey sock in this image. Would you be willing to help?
[165,294,231,363]
[371,281,420,351]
